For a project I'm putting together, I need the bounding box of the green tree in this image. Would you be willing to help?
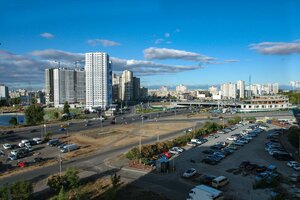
[0,184,9,200]
[25,105,44,125]
[10,97,21,105]
[9,117,18,126]
[44,132,52,142]
[10,180,33,200]
[65,167,79,189]
[54,111,60,119]
[287,127,300,148]
[57,187,68,200]
[47,175,66,193]
[63,101,70,114]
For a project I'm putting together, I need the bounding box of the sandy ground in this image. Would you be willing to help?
[63,120,195,159]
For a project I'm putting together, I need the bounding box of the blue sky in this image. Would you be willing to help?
[1,0,300,89]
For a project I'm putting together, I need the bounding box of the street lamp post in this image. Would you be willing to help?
[43,124,47,140]
[156,118,159,142]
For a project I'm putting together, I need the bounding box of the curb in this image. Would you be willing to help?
[103,158,148,175]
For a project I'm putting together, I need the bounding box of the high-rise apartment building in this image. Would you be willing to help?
[119,70,133,101]
[45,68,54,104]
[133,77,140,101]
[237,80,245,99]
[112,73,120,102]
[221,82,237,99]
[0,84,9,99]
[52,68,85,107]
[85,52,112,110]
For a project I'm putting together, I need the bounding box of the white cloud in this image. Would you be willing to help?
[110,57,202,76]
[224,59,239,63]
[40,32,54,39]
[164,33,170,38]
[154,38,164,44]
[250,40,300,55]
[31,49,202,76]
[0,50,50,88]
[32,49,84,63]
[87,39,120,47]
[143,47,215,62]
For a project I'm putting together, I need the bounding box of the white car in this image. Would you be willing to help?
[33,137,42,144]
[182,168,197,178]
[187,142,197,147]
[21,139,29,144]
[19,142,25,147]
[11,150,19,155]
[169,147,180,155]
[3,143,12,150]
[226,137,237,141]
[173,147,184,153]
[287,161,298,168]
[191,139,203,145]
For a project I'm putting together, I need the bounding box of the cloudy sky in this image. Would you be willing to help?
[1,0,300,89]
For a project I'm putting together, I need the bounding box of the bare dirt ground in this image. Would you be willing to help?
[62,120,195,159]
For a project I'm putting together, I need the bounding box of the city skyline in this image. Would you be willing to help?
[1,0,300,89]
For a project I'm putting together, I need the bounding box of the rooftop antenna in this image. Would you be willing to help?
[54,60,61,68]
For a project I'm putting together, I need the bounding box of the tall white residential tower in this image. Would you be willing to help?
[85,52,112,110]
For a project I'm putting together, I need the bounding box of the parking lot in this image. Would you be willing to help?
[0,136,72,175]
[166,123,298,199]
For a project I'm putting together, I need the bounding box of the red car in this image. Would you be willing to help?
[17,161,28,168]
[162,152,172,159]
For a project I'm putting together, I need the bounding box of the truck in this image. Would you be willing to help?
[187,184,224,200]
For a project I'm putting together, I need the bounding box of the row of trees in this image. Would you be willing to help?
[23,101,70,126]
[126,121,222,162]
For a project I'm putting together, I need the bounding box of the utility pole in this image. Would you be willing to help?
[59,153,62,176]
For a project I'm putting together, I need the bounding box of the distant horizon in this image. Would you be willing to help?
[5,82,294,92]
[1,1,300,89]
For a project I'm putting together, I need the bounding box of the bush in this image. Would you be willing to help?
[47,175,67,193]
[286,126,300,148]
[9,117,18,126]
[125,147,141,160]
[64,167,79,189]
[0,180,33,200]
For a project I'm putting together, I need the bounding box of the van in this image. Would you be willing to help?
[211,176,229,189]
[61,144,78,153]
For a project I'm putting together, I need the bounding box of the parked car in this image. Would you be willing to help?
[293,164,300,171]
[226,136,237,141]
[33,137,42,144]
[47,139,60,146]
[17,161,28,168]
[201,158,218,165]
[287,161,299,168]
[61,144,78,153]
[182,168,197,178]
[202,149,215,154]
[2,143,12,150]
[8,154,18,160]
[191,138,204,145]
[187,142,197,147]
[255,172,269,182]
[233,141,244,146]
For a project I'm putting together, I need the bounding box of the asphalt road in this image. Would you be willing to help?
[0,110,293,187]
